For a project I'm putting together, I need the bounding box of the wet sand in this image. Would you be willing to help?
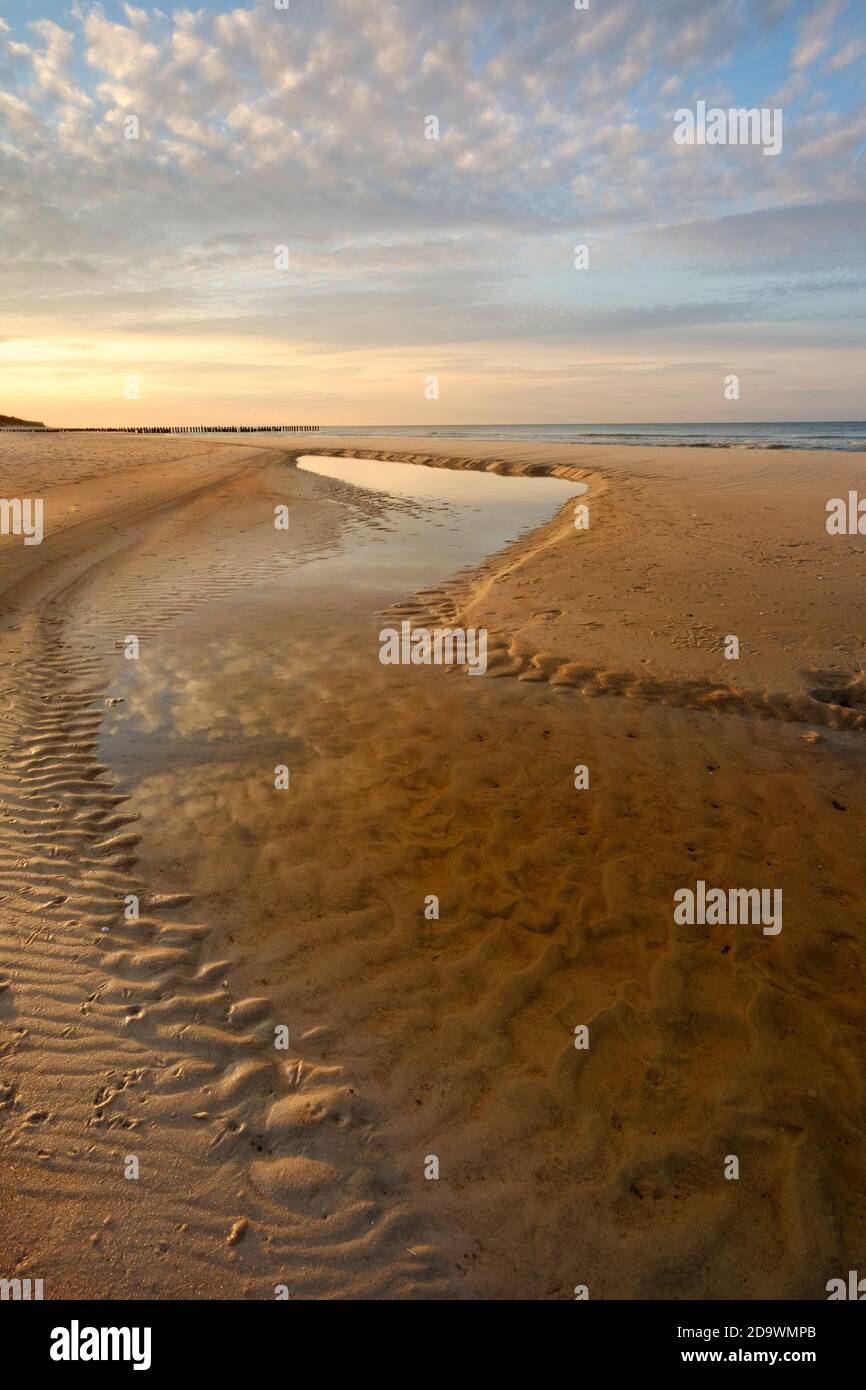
[1,431,865,1299]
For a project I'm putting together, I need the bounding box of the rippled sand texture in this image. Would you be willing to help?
[1,433,865,1299]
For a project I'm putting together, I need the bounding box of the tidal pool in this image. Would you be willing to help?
[291,452,582,597]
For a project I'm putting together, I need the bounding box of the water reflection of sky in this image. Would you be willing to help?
[98,453,584,758]
[293,454,582,595]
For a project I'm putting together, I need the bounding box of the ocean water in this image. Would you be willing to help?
[326,422,866,452]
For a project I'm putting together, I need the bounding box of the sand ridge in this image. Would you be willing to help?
[299,436,866,730]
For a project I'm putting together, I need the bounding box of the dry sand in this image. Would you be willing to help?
[1,431,865,1299]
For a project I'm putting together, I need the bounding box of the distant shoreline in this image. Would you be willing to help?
[0,413,45,429]
[4,421,866,450]
[0,424,318,435]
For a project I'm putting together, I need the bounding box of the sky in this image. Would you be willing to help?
[1,0,865,426]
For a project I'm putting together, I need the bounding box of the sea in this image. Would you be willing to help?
[327,422,866,452]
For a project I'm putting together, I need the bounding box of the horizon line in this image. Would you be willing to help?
[3,419,866,430]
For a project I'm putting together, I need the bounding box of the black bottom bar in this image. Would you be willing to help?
[7,1297,860,1375]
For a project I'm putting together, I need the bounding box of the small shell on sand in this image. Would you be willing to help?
[226,1218,248,1246]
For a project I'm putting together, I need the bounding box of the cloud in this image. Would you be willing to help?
[7,17,92,108]
[791,1,843,69]
[794,119,866,166]
[83,3,160,81]
[825,36,866,72]
[0,90,33,140]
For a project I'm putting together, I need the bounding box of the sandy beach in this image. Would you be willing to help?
[1,431,865,1300]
